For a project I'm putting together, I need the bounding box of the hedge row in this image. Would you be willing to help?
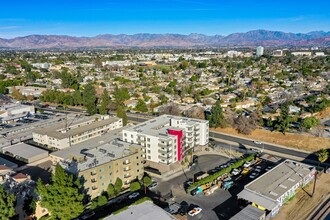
[187,153,257,192]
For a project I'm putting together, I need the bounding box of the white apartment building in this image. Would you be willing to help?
[0,103,35,124]
[33,115,122,150]
[291,51,312,56]
[122,115,209,165]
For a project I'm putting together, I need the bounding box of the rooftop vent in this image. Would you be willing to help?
[99,148,107,154]
[86,153,94,158]
[107,153,115,158]
[269,191,278,196]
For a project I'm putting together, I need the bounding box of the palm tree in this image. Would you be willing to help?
[317,148,329,163]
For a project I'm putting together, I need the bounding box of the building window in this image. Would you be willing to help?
[137,169,139,172]
[131,134,133,138]
[147,150,150,153]
[109,172,112,176]
[137,163,139,166]
[148,156,151,159]
[99,168,104,172]
[136,156,138,159]
[147,138,150,141]
[116,170,119,173]
[109,165,112,168]
[147,144,150,147]
[124,133,127,137]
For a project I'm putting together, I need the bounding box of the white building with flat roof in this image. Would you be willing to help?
[0,103,35,124]
[256,46,264,57]
[238,159,315,218]
[122,115,209,165]
[33,115,122,150]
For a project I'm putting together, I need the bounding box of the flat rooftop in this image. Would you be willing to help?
[104,200,177,220]
[1,142,48,162]
[124,114,206,137]
[246,159,314,200]
[34,116,121,139]
[57,128,141,173]
[230,205,265,220]
[238,159,315,210]
[51,128,124,160]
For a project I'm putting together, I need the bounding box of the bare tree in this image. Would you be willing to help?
[159,103,181,116]
[185,106,205,120]
[234,112,260,135]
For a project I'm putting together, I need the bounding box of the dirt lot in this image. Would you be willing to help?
[274,173,330,220]
[212,127,330,153]
[316,106,330,119]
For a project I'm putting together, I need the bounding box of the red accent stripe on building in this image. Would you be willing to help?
[168,129,183,161]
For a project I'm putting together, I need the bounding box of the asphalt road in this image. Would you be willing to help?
[209,132,311,159]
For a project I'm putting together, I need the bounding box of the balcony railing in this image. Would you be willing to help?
[123,167,131,171]
[123,160,130,165]
[91,172,97,176]
[91,179,97,183]
[158,149,170,154]
[124,174,131,178]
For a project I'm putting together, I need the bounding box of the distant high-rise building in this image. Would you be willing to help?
[256,46,264,57]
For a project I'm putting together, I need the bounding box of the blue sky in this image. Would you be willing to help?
[1,0,330,38]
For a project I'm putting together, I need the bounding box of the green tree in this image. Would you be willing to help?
[135,99,148,112]
[300,117,320,130]
[207,100,226,128]
[83,83,97,115]
[275,103,291,134]
[142,175,152,194]
[113,86,130,106]
[0,186,16,220]
[37,164,84,220]
[107,183,116,198]
[179,60,189,70]
[99,89,110,115]
[90,195,107,210]
[129,181,141,192]
[116,106,127,126]
[114,177,123,193]
[317,148,329,163]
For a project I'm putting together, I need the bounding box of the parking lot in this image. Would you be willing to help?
[150,154,276,220]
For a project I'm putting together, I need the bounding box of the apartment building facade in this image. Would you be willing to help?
[60,140,144,199]
[33,115,122,149]
[122,115,209,165]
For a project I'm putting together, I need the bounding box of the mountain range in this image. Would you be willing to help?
[0,30,330,49]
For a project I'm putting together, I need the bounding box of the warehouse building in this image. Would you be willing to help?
[237,159,316,218]
[1,142,49,163]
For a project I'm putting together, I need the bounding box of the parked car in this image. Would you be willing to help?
[249,172,259,179]
[243,161,252,168]
[128,192,140,199]
[188,207,202,216]
[253,141,262,145]
[231,168,241,176]
[254,166,262,172]
[265,166,273,171]
[148,182,158,190]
